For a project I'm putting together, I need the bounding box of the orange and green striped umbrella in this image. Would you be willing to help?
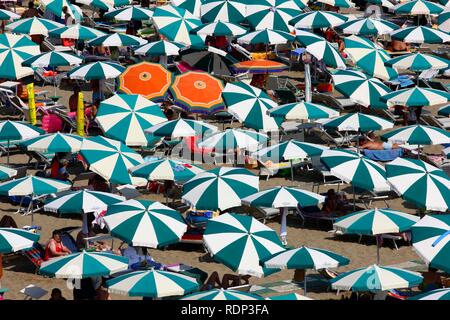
[169,71,225,115]
[119,62,172,102]
[232,59,288,74]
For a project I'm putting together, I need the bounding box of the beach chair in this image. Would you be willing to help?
[251,207,280,224]
[420,113,450,130]
[256,158,305,181]
[42,37,73,53]
[312,92,357,112]
[357,189,399,209]
[21,242,46,274]
[313,126,359,148]
[309,156,343,193]
[296,205,339,227]
[34,67,68,87]
[51,109,77,133]
[24,150,54,170]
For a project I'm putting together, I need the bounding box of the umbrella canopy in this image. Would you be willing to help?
[295,29,346,69]
[170,71,225,115]
[68,61,125,80]
[200,0,247,23]
[386,158,450,211]
[263,246,349,269]
[438,104,450,117]
[191,21,247,37]
[391,26,450,44]
[203,212,284,277]
[182,288,263,300]
[409,288,450,300]
[39,251,129,279]
[118,62,172,102]
[182,167,259,211]
[22,51,83,68]
[381,86,450,107]
[0,176,71,196]
[438,11,450,33]
[321,149,391,192]
[41,0,81,17]
[367,0,395,7]
[412,215,450,273]
[44,190,125,214]
[0,120,44,141]
[88,33,147,47]
[0,33,40,80]
[0,165,17,181]
[237,28,295,45]
[180,45,238,76]
[77,0,131,10]
[334,208,420,235]
[268,101,339,120]
[336,17,399,36]
[135,40,184,56]
[385,53,450,71]
[253,140,328,162]
[289,11,348,29]
[130,158,204,182]
[330,265,423,291]
[0,9,19,21]
[80,136,146,186]
[246,0,305,32]
[104,199,187,248]
[0,228,39,253]
[316,0,355,7]
[171,0,202,16]
[268,293,312,300]
[152,5,205,46]
[104,5,154,21]
[232,59,288,74]
[344,35,398,81]
[242,186,325,208]
[48,23,106,41]
[20,132,83,153]
[145,119,218,139]
[106,270,199,297]
[5,17,63,36]
[331,69,392,109]
[198,128,268,152]
[381,125,450,145]
[320,112,394,132]
[222,82,282,132]
[393,0,445,15]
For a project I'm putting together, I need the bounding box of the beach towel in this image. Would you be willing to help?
[363,148,403,161]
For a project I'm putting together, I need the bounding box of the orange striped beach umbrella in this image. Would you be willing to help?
[169,71,225,115]
[232,59,288,74]
[119,62,172,102]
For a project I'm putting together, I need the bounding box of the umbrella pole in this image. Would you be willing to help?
[290,159,294,184]
[29,193,34,226]
[280,207,287,246]
[376,234,381,265]
[352,185,356,211]
[304,269,307,296]
[6,139,10,164]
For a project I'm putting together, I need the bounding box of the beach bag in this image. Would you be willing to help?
[42,113,63,133]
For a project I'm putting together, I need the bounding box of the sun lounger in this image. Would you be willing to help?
[362,148,403,162]
[421,113,450,130]
[24,150,54,170]
[21,242,45,274]
[256,158,305,181]
[251,207,280,224]
[357,189,399,209]
[309,156,343,193]
[296,205,339,226]
[312,92,357,112]
[313,125,359,148]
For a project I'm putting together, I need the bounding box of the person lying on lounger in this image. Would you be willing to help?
[359,138,400,151]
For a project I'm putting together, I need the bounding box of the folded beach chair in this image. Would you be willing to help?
[21,242,46,274]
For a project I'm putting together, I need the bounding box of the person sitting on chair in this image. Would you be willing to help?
[44,230,72,261]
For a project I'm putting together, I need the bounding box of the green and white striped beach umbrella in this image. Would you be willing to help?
[41,0,81,18]
[412,215,450,273]
[130,158,204,182]
[336,17,399,36]
[182,289,264,300]
[68,61,125,80]
[222,82,282,132]
[268,101,339,120]
[20,132,83,153]
[43,190,125,214]
[289,11,348,29]
[203,212,284,277]
[316,0,355,8]
[295,29,346,69]
[320,112,394,132]
[386,158,450,211]
[39,251,129,279]
[145,119,218,139]
[88,33,147,47]
[49,23,106,41]
[152,5,205,46]
[197,128,268,152]
[171,0,202,17]
[0,165,17,181]
[96,94,167,146]
[191,21,247,36]
[0,120,44,141]
[263,246,350,269]
[242,186,325,208]
[253,140,328,162]
[135,40,184,56]
[439,0,449,6]
[344,35,398,81]
[237,28,295,45]
[5,17,63,36]
[381,125,450,145]
[182,167,259,211]
[268,293,312,300]
[80,136,146,186]
[381,86,450,107]
[321,149,391,192]
[367,0,395,8]
[393,0,445,15]
[0,33,40,80]
[76,0,131,11]
[0,228,39,253]
[22,51,82,68]
[385,53,450,71]
[104,5,154,21]
[104,199,187,248]
[409,288,450,300]
[438,104,450,117]
[391,26,450,44]
[200,0,247,23]
[330,265,423,291]
[246,0,305,32]
[331,69,392,109]
[438,11,450,33]
[0,9,19,21]
[0,176,71,196]
[106,270,199,297]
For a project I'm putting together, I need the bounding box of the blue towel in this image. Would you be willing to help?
[363,148,403,162]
